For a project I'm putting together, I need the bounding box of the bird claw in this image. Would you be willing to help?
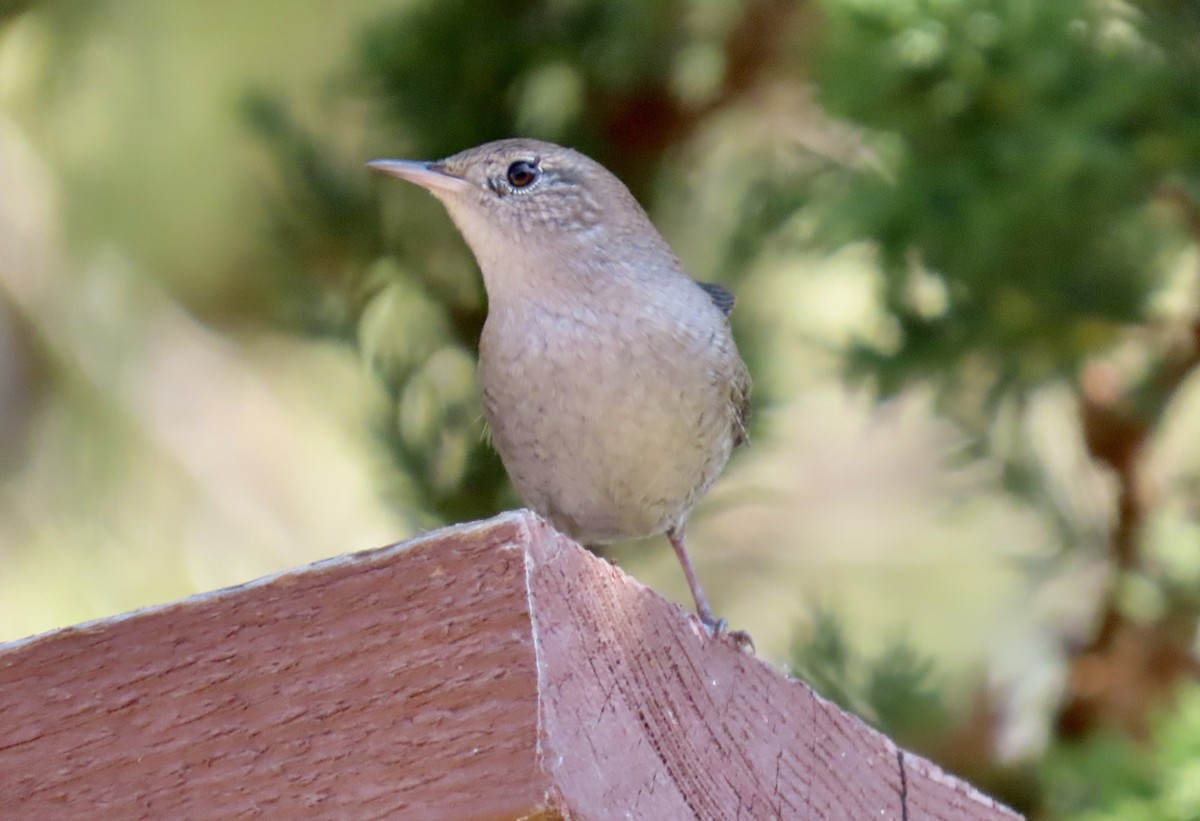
[703,616,755,652]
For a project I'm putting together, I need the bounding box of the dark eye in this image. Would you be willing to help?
[506,160,540,188]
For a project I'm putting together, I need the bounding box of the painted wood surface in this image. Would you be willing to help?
[0,510,1021,820]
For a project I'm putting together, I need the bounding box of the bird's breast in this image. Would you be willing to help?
[478,299,737,543]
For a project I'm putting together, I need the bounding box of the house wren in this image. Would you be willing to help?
[370,139,751,638]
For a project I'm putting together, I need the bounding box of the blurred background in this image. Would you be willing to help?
[2,0,1199,816]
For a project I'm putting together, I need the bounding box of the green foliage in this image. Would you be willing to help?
[358,0,740,189]
[816,0,1200,397]
[790,607,951,747]
[244,88,511,524]
[242,92,387,335]
[1043,685,1200,820]
[791,606,858,710]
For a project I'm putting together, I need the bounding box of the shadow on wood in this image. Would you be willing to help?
[0,510,1020,820]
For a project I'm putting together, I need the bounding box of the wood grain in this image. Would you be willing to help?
[520,516,1019,820]
[0,510,1021,820]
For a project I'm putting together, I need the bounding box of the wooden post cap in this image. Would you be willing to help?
[0,510,1021,820]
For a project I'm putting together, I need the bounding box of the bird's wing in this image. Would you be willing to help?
[731,360,751,448]
[697,281,736,317]
[696,281,749,446]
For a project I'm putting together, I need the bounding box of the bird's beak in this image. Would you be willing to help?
[367,159,471,194]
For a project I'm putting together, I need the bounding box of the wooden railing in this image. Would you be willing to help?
[0,510,1020,820]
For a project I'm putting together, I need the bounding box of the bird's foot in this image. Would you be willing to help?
[703,616,755,652]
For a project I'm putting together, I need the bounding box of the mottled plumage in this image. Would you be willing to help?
[370,139,751,637]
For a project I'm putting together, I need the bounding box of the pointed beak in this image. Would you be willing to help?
[367,159,471,194]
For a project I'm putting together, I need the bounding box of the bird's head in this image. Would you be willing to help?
[370,139,666,290]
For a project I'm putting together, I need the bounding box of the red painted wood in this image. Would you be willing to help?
[0,510,1021,820]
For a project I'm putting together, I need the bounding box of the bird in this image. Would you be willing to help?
[369,138,751,640]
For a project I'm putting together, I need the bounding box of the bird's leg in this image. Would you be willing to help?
[667,525,717,624]
[667,526,753,649]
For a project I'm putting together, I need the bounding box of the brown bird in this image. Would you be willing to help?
[370,139,750,638]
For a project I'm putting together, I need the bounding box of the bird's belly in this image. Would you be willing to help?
[480,338,732,544]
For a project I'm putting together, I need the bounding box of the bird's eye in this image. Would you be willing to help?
[506,160,540,189]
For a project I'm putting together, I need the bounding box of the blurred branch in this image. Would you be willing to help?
[594,0,803,164]
[1060,186,1200,738]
